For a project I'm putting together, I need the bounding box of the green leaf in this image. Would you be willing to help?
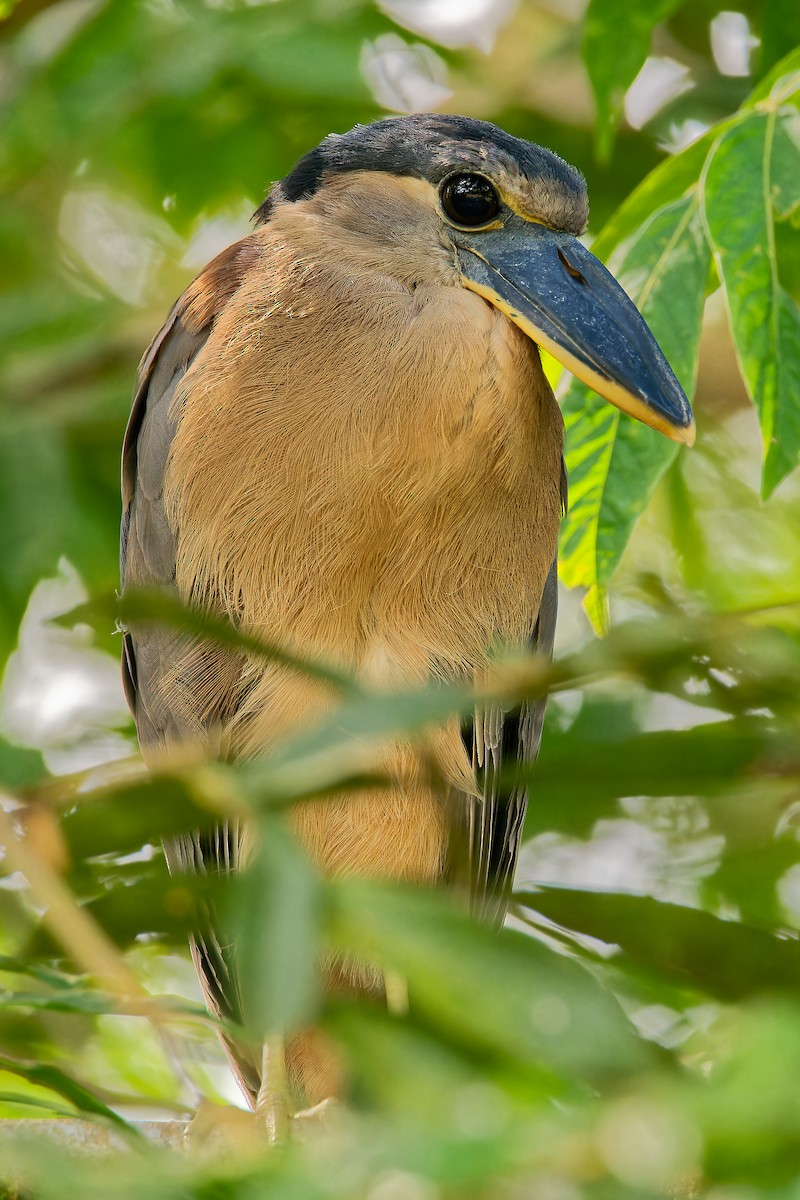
[0,989,124,1016]
[328,879,652,1086]
[0,1056,138,1136]
[704,110,800,495]
[60,588,360,694]
[0,738,45,790]
[0,1092,79,1119]
[229,817,324,1038]
[519,887,800,1002]
[326,1004,500,1125]
[59,769,221,862]
[581,0,685,159]
[759,4,800,81]
[521,719,779,838]
[82,861,213,949]
[0,429,79,667]
[753,38,800,99]
[560,170,710,613]
[251,677,473,802]
[772,114,800,220]
[0,957,83,990]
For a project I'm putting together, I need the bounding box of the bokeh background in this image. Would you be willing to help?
[2,2,800,1197]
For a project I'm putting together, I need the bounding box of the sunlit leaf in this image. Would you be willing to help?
[704,109,800,495]
[746,46,800,108]
[771,115,800,221]
[0,1056,137,1136]
[0,1092,78,1119]
[559,142,710,620]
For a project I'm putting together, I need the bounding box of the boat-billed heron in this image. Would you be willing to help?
[120,114,694,1122]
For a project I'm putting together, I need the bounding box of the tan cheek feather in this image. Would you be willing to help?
[161,191,564,884]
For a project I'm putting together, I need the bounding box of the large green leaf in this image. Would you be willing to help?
[771,115,800,221]
[704,108,800,495]
[559,56,800,609]
[559,154,710,622]
[581,0,685,159]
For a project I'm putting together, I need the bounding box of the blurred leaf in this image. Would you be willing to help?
[0,739,45,789]
[759,1,800,79]
[704,108,800,495]
[519,886,800,1001]
[0,989,126,1016]
[252,679,473,802]
[327,1003,489,1124]
[0,429,87,667]
[230,817,324,1038]
[58,769,223,861]
[328,878,653,1087]
[60,588,360,693]
[0,984,210,1022]
[0,1055,138,1136]
[707,834,800,928]
[523,718,787,837]
[581,0,685,159]
[0,956,83,990]
[0,1091,79,1119]
[694,999,800,1179]
[81,859,213,949]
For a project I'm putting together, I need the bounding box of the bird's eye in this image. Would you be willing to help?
[440,174,501,227]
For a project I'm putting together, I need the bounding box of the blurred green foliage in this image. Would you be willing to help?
[2,0,800,1198]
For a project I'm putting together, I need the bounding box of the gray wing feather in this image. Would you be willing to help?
[121,302,206,747]
[121,287,257,1103]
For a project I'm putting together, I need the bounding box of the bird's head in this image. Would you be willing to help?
[258,114,694,447]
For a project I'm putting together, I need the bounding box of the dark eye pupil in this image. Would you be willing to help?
[441,174,500,226]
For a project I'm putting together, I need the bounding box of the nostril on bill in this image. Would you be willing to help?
[557,247,587,284]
